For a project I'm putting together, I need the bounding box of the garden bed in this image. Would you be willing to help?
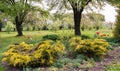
[3,47,120,71]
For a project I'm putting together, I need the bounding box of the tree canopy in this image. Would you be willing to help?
[0,0,49,36]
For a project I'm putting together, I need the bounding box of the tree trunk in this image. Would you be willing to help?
[32,26,35,31]
[0,22,2,32]
[15,16,23,36]
[0,27,1,32]
[73,7,84,36]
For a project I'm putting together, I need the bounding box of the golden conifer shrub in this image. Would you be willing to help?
[2,42,33,67]
[31,40,65,67]
[69,37,109,58]
[2,40,65,67]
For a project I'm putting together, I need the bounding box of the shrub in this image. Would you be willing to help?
[2,40,65,68]
[31,40,65,67]
[69,37,82,53]
[53,58,72,68]
[42,34,60,41]
[5,21,14,33]
[81,35,90,39]
[69,37,109,58]
[113,8,120,38]
[2,42,33,67]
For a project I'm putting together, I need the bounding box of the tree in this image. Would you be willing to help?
[24,10,49,31]
[0,0,48,36]
[0,20,2,32]
[0,0,31,36]
[45,0,92,35]
[108,0,120,38]
[69,0,92,35]
[87,13,105,30]
[81,13,105,31]
[113,7,120,38]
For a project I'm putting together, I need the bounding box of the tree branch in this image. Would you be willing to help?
[86,0,92,5]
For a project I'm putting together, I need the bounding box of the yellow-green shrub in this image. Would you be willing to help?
[31,40,65,67]
[69,37,109,58]
[2,40,65,67]
[2,42,33,67]
[69,37,82,51]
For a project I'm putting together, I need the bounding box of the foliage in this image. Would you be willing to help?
[0,0,32,36]
[113,8,120,38]
[81,13,105,30]
[69,37,109,58]
[2,42,33,67]
[31,40,65,67]
[45,0,93,35]
[53,58,72,68]
[2,40,65,68]
[53,56,95,69]
[42,34,60,41]
[108,0,120,7]
[106,63,120,71]
[5,21,14,33]
[105,38,120,47]
[0,0,49,36]
[0,65,5,71]
[108,0,120,38]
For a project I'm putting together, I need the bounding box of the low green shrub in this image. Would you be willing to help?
[53,58,72,68]
[81,35,90,39]
[42,34,60,41]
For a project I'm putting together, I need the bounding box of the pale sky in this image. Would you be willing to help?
[99,3,117,23]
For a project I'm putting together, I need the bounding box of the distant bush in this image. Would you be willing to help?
[5,21,14,33]
[69,37,109,58]
[42,34,60,41]
[81,35,90,39]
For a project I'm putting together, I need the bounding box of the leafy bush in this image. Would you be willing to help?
[31,40,65,67]
[2,42,33,67]
[53,58,72,68]
[68,37,82,53]
[42,34,60,41]
[113,8,120,38]
[2,40,65,68]
[69,37,109,58]
[5,21,14,33]
[81,35,90,39]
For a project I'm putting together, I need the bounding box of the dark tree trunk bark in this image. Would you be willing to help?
[0,22,2,32]
[0,28,1,32]
[32,26,35,31]
[73,7,84,36]
[15,16,23,36]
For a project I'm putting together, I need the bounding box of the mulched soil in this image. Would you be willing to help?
[3,47,120,71]
[89,47,120,71]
